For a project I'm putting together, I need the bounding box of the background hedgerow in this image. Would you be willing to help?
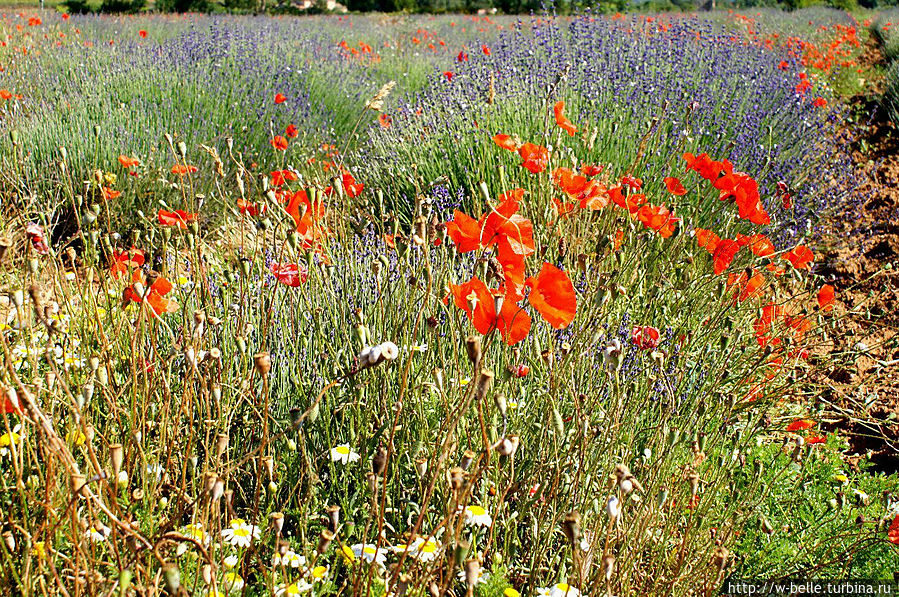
[0,7,897,597]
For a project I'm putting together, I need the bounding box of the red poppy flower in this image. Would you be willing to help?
[138,29,147,38]
[118,155,140,169]
[782,245,814,270]
[736,233,776,258]
[285,124,298,138]
[888,515,899,546]
[101,187,121,201]
[481,44,490,55]
[636,204,679,238]
[664,176,687,196]
[270,169,298,187]
[817,284,835,312]
[457,50,468,62]
[806,434,826,445]
[492,134,518,152]
[727,270,766,302]
[512,364,529,377]
[813,97,827,108]
[25,224,49,255]
[631,325,660,350]
[62,13,70,20]
[123,271,178,316]
[553,101,577,136]
[158,209,198,229]
[109,247,144,279]
[324,172,364,198]
[0,90,12,100]
[270,262,307,287]
[275,93,287,104]
[620,174,642,190]
[443,71,454,81]
[712,239,741,275]
[525,263,576,329]
[171,164,198,175]
[518,143,549,174]
[445,191,534,294]
[778,60,789,70]
[449,277,531,345]
[694,228,721,254]
[683,152,732,181]
[610,188,646,214]
[284,189,328,247]
[237,198,265,217]
[378,113,392,128]
[1,388,21,415]
[580,164,604,177]
[270,135,289,151]
[786,419,815,432]
[714,171,770,225]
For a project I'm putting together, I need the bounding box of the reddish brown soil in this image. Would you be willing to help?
[815,37,899,473]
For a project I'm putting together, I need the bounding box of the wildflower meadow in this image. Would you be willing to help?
[0,6,897,597]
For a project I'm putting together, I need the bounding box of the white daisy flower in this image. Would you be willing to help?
[221,571,244,593]
[275,581,313,596]
[223,554,240,568]
[85,524,111,543]
[395,535,441,562]
[538,583,583,597]
[463,505,492,527]
[330,444,360,464]
[221,519,260,548]
[350,543,388,566]
[272,549,306,568]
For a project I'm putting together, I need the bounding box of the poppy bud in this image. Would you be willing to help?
[453,539,470,564]
[493,392,507,418]
[415,457,428,479]
[552,407,564,436]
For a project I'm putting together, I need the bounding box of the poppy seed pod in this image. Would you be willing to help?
[465,335,482,365]
[317,529,335,554]
[372,445,388,477]
[561,510,582,545]
[253,352,271,377]
[109,443,123,479]
[460,450,476,471]
[270,511,285,535]
[494,435,519,457]
[475,370,494,401]
[326,505,341,531]
[601,554,616,581]
[448,467,466,492]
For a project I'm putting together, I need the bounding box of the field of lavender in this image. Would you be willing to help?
[1,7,898,597]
